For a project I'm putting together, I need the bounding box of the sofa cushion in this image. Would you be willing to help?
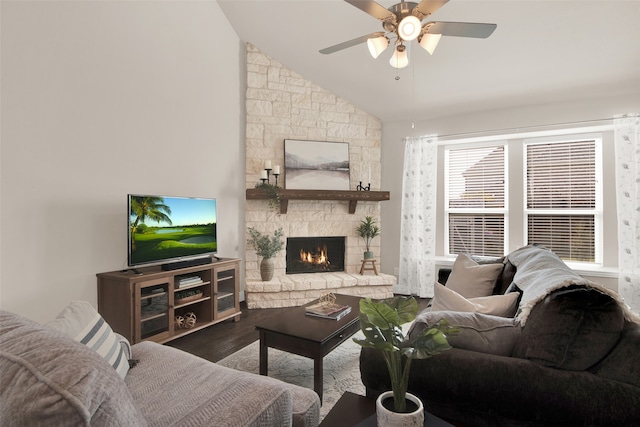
[127,341,320,427]
[431,282,519,317]
[512,286,625,370]
[0,310,147,426]
[47,300,129,378]
[589,321,640,388]
[445,253,504,298]
[409,310,521,356]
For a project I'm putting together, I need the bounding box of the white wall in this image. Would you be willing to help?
[381,92,640,288]
[1,1,244,322]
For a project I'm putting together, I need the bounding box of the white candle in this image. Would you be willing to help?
[260,170,268,179]
[273,165,280,175]
[265,160,272,169]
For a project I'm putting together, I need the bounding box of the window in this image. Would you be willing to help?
[524,136,602,263]
[443,132,603,265]
[445,144,507,257]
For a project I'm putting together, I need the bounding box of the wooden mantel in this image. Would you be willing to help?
[245,188,390,214]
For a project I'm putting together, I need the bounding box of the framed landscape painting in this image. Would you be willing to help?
[284,140,350,190]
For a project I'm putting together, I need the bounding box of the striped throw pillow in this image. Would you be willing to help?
[47,301,129,378]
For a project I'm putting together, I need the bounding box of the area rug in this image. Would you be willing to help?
[217,330,367,421]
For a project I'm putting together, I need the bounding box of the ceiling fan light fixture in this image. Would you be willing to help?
[389,44,409,69]
[367,35,390,59]
[397,15,421,41]
[419,32,442,55]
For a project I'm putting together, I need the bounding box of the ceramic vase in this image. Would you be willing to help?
[260,257,274,281]
[376,391,424,427]
[363,251,374,260]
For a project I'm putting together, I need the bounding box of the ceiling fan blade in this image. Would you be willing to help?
[319,32,386,55]
[414,0,449,18]
[426,21,497,38]
[345,0,395,21]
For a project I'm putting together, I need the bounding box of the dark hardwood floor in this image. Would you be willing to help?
[168,296,432,362]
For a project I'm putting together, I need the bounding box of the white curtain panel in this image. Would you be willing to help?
[397,135,438,297]
[614,113,640,314]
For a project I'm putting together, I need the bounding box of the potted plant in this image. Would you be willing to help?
[354,296,457,425]
[355,216,380,259]
[247,227,284,281]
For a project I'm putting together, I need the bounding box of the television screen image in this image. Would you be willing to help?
[128,195,217,267]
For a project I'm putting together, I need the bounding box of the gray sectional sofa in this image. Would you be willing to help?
[0,308,320,426]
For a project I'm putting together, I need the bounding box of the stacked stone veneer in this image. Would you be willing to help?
[244,43,395,309]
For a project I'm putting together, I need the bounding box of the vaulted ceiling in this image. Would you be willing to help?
[218,1,640,123]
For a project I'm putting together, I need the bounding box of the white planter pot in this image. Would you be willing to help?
[376,391,424,427]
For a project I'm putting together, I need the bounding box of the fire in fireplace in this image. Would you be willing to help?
[286,237,345,274]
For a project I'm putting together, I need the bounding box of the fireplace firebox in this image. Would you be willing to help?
[286,237,345,274]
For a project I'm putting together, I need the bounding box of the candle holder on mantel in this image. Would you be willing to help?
[258,162,282,186]
[357,181,371,191]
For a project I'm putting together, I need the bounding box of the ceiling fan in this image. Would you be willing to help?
[320,0,496,68]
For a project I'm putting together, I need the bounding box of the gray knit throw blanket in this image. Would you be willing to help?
[507,245,640,325]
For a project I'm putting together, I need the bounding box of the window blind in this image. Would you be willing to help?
[446,145,506,256]
[525,139,598,262]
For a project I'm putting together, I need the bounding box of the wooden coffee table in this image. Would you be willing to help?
[255,294,362,403]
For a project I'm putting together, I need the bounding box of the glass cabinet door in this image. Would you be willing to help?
[215,267,237,317]
[136,278,171,342]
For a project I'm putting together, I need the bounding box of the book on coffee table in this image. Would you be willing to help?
[305,302,351,320]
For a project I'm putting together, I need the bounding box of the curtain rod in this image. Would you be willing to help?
[435,116,618,141]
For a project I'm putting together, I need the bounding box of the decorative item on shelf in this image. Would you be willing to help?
[175,315,185,328]
[259,160,281,186]
[175,289,203,306]
[353,296,458,424]
[356,181,371,191]
[357,164,372,191]
[183,312,197,328]
[284,139,350,190]
[247,227,284,281]
[254,182,281,211]
[356,216,380,259]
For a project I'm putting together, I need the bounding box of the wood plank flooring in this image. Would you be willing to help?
[168,297,431,362]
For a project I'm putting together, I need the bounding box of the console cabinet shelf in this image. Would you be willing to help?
[245,188,390,214]
[97,258,240,344]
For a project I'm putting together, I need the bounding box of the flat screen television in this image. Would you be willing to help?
[128,194,217,269]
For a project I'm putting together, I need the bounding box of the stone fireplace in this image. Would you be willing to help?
[243,43,395,308]
[286,236,345,274]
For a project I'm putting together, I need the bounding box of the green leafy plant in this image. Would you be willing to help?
[247,227,284,259]
[353,296,458,413]
[355,216,380,252]
[255,182,281,210]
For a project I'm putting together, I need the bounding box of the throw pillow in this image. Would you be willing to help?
[408,310,522,356]
[47,301,129,378]
[1,310,146,426]
[446,253,504,298]
[431,282,519,317]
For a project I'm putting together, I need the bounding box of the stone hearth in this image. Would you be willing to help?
[245,272,395,309]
